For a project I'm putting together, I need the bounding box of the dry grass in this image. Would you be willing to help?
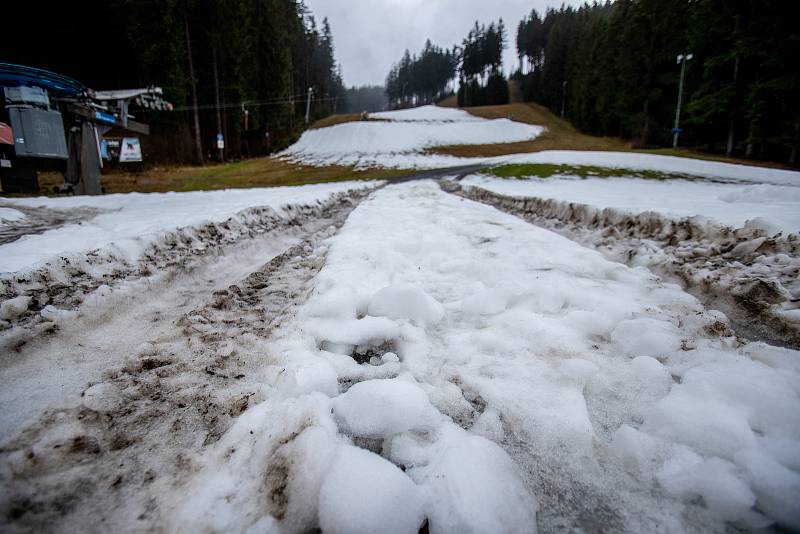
[437,95,458,108]
[430,102,629,158]
[309,113,365,130]
[34,158,412,196]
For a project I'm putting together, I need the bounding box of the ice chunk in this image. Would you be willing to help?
[332,376,440,438]
[367,284,444,326]
[381,352,400,363]
[391,423,537,534]
[610,318,682,357]
[82,382,124,412]
[612,424,658,476]
[657,452,764,525]
[645,387,756,460]
[0,295,32,320]
[306,285,359,319]
[318,444,425,534]
[277,351,339,397]
[735,449,800,530]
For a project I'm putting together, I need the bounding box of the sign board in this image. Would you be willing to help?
[216,133,224,149]
[101,138,122,160]
[119,137,142,162]
[95,111,117,125]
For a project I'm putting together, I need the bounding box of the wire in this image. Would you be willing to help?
[169,94,347,112]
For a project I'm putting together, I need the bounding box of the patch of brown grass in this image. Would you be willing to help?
[429,102,629,158]
[33,157,413,196]
[309,113,365,130]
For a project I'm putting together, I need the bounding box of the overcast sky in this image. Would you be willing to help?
[304,0,580,87]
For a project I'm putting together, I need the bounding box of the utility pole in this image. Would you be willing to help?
[212,47,223,161]
[673,52,693,149]
[561,80,567,119]
[305,87,313,124]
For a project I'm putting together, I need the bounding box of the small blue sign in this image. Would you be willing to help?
[95,111,117,124]
[671,127,683,134]
[216,133,224,141]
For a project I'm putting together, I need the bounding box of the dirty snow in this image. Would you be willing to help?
[281,105,543,168]
[0,181,376,273]
[0,207,25,225]
[462,174,800,233]
[165,181,799,532]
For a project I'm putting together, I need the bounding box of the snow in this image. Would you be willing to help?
[367,284,445,326]
[0,181,376,273]
[281,105,543,168]
[370,105,484,122]
[155,180,800,531]
[462,174,800,233]
[332,376,441,438]
[318,444,426,534]
[0,207,25,225]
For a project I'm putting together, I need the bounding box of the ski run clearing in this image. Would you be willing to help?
[2,105,800,533]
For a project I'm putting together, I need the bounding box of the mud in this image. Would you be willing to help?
[0,189,375,353]
[0,188,373,532]
[446,181,800,349]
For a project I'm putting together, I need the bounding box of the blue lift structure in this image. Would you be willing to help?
[0,63,170,195]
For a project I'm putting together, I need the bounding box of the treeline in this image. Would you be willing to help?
[457,20,509,107]
[4,0,345,165]
[343,86,387,113]
[385,41,457,107]
[515,0,800,164]
[385,21,511,110]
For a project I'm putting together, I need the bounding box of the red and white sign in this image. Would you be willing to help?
[0,122,13,145]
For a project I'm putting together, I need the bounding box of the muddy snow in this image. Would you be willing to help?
[2,178,798,533]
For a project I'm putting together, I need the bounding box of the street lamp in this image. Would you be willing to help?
[673,52,693,149]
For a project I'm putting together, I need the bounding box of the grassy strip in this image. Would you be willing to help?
[487,163,688,181]
[31,157,414,196]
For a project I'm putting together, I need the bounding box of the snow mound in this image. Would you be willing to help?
[367,284,445,326]
[318,444,426,534]
[390,422,538,534]
[371,105,484,122]
[332,376,440,438]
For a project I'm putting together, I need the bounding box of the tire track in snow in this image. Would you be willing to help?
[0,187,375,532]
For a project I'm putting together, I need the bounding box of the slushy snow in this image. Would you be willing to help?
[462,174,800,233]
[165,181,799,532]
[0,181,376,273]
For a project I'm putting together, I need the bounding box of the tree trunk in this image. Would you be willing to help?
[184,9,203,165]
[212,47,224,162]
[726,56,739,157]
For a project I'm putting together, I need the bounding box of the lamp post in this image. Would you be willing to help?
[673,52,693,148]
[305,87,314,124]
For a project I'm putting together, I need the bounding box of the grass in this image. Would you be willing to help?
[31,157,414,196]
[309,113,365,129]
[429,102,629,158]
[487,163,687,181]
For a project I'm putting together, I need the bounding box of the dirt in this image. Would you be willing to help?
[0,187,375,533]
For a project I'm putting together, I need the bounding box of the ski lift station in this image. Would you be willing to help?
[0,63,171,195]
